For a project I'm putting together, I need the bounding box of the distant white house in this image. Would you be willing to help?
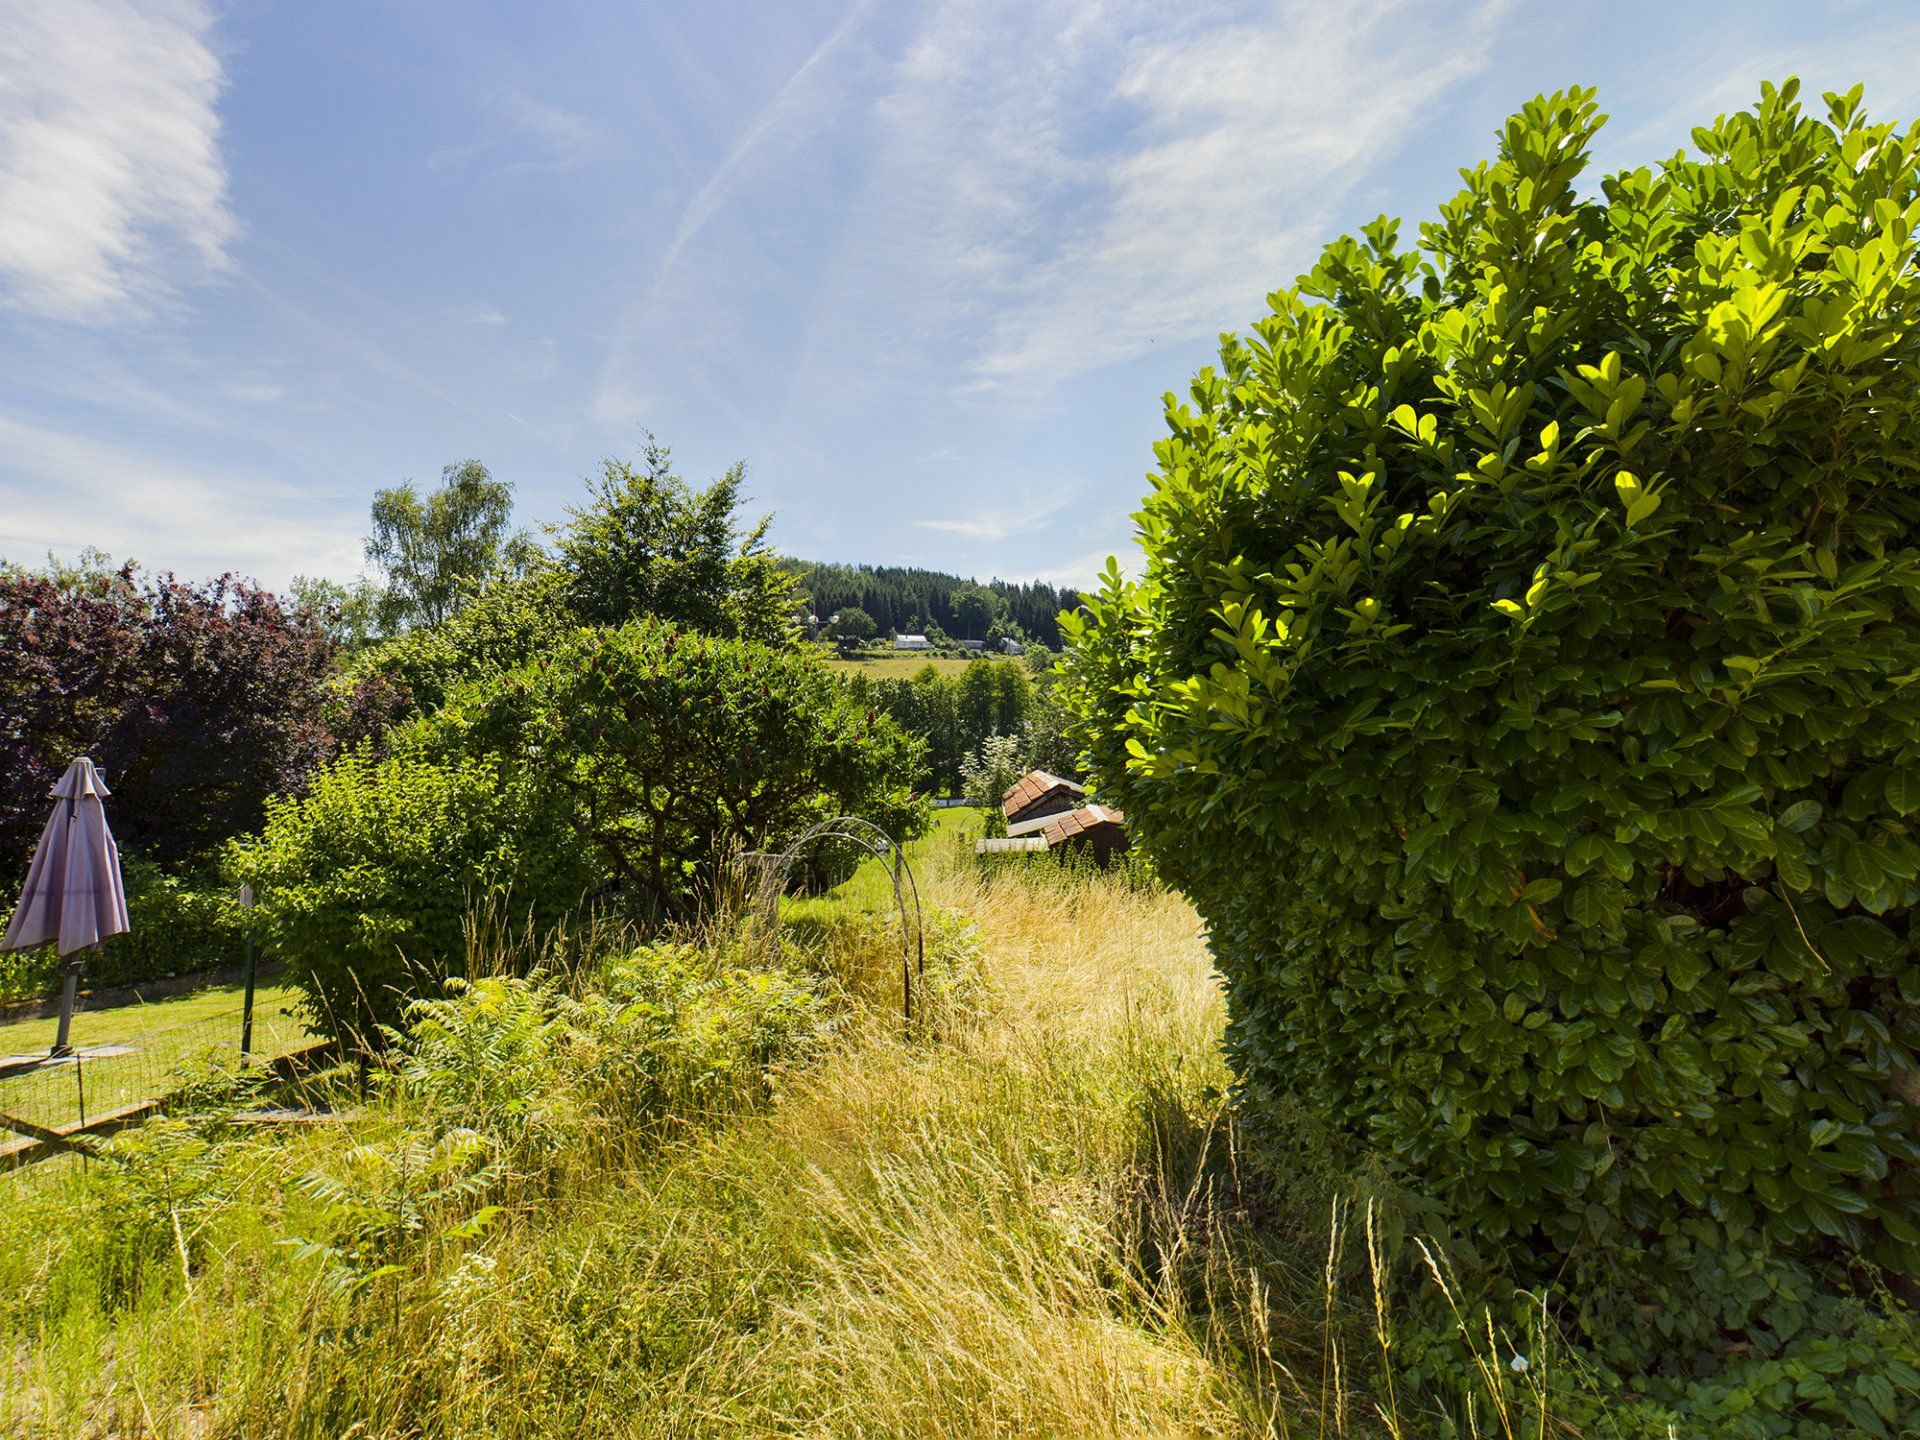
[999,637,1024,655]
[959,638,985,651]
[894,633,931,650]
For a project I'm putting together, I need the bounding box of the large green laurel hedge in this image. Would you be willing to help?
[1063,82,1920,1373]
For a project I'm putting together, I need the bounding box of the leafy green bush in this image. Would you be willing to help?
[387,948,829,1173]
[1618,1299,1920,1439]
[0,944,53,1007]
[97,860,251,986]
[285,1128,505,1299]
[433,618,928,923]
[232,746,592,1045]
[343,568,574,720]
[239,621,923,1043]
[868,658,1070,791]
[388,974,580,1164]
[870,665,966,785]
[960,733,1026,830]
[1064,80,1920,1388]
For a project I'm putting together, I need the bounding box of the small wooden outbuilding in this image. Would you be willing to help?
[977,780,1131,868]
[1039,804,1130,867]
[1001,770,1084,829]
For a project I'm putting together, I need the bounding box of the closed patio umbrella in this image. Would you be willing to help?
[3,757,131,1055]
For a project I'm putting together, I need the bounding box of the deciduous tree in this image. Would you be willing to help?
[0,565,336,872]
[366,460,525,632]
[554,437,794,645]
[830,605,877,646]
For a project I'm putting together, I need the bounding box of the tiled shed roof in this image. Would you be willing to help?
[1040,804,1126,846]
[1001,769,1084,819]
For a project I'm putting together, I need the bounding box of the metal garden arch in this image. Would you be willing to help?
[741,816,925,1022]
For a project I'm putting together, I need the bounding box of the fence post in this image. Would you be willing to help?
[239,884,257,1057]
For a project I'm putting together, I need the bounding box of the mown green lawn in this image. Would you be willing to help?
[0,977,314,1134]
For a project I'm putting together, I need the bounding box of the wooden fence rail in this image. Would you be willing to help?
[0,1042,338,1172]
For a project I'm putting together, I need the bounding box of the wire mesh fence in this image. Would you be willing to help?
[0,973,314,1158]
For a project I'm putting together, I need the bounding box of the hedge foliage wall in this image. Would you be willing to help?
[1063,81,1920,1382]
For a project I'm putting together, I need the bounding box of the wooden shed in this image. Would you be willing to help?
[1039,804,1130,868]
[1001,770,1085,828]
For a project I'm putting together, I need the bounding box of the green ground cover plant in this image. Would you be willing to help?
[1064,80,1920,1421]
[10,820,1909,1435]
[0,829,1321,1437]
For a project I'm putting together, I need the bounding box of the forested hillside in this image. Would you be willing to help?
[783,561,1080,647]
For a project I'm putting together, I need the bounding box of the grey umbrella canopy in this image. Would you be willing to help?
[4,757,131,1057]
[4,757,131,956]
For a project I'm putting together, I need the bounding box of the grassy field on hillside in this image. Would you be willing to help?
[0,822,1549,1438]
[823,651,979,679]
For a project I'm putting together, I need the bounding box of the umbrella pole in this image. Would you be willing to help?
[51,958,82,1058]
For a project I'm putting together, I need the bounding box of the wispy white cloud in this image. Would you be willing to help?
[592,7,866,430]
[515,335,560,381]
[590,375,658,431]
[458,303,510,327]
[501,92,600,167]
[225,380,285,403]
[430,90,600,178]
[649,3,868,296]
[1600,11,1920,166]
[0,0,235,322]
[914,492,1076,542]
[238,269,483,421]
[837,0,1506,390]
[1030,546,1132,591]
[0,411,358,587]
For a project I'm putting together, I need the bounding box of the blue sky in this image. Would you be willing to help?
[2,0,1916,591]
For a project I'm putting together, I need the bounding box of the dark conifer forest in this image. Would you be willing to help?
[781,560,1081,646]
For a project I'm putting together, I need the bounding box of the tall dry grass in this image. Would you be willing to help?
[0,842,1546,1438]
